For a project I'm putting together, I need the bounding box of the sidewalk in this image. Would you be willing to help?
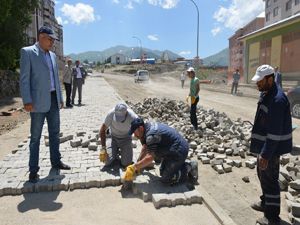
[0,74,224,225]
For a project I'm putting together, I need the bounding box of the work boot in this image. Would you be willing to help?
[256,216,281,225]
[29,172,39,183]
[187,160,198,184]
[251,201,265,212]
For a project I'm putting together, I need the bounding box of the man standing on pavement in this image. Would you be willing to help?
[124,118,198,186]
[180,71,186,88]
[274,66,282,89]
[186,67,200,130]
[20,26,71,183]
[63,58,73,108]
[99,103,138,168]
[231,69,240,95]
[250,64,292,225]
[71,60,87,106]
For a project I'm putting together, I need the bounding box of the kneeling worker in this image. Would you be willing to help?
[99,103,138,167]
[124,118,198,185]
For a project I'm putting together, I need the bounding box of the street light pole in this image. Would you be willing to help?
[132,36,143,63]
[189,0,199,64]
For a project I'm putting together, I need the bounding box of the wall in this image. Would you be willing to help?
[0,70,20,98]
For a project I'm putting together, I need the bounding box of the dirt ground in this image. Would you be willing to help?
[0,96,29,136]
[103,72,299,225]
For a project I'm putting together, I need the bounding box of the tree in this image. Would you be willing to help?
[0,0,38,70]
[83,59,89,64]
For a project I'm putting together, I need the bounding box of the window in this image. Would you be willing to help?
[296,0,300,5]
[286,0,292,11]
[266,12,271,21]
[273,7,279,17]
[266,0,271,7]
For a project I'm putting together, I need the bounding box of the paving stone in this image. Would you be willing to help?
[184,190,202,204]
[290,180,300,191]
[69,177,86,190]
[289,186,299,196]
[292,202,300,217]
[169,193,187,206]
[206,152,215,159]
[60,134,73,143]
[88,143,98,151]
[281,155,290,165]
[70,139,82,148]
[233,160,242,168]
[214,165,224,174]
[245,160,256,169]
[294,217,300,225]
[210,159,223,166]
[225,149,233,156]
[239,149,246,158]
[286,199,293,212]
[76,131,86,137]
[223,164,232,173]
[81,138,91,148]
[242,176,250,183]
[225,159,234,166]
[200,157,210,164]
[215,155,226,161]
[152,193,172,209]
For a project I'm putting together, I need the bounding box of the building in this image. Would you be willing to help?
[228,16,265,83]
[239,1,300,83]
[109,53,129,65]
[264,0,300,26]
[240,13,300,83]
[25,0,64,69]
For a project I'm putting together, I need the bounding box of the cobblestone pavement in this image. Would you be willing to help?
[0,75,202,209]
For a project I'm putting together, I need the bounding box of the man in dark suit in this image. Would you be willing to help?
[20,26,70,183]
[71,60,87,106]
[274,66,282,89]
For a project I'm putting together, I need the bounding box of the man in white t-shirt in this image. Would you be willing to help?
[180,72,186,88]
[99,103,138,167]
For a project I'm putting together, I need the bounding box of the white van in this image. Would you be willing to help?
[134,70,149,83]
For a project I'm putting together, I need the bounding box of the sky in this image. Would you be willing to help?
[55,0,265,58]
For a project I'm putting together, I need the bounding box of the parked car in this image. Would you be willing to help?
[287,86,300,119]
[134,70,149,83]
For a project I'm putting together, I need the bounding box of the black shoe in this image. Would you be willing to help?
[52,162,71,170]
[29,172,39,183]
[71,101,74,105]
[66,104,73,108]
[78,102,82,106]
[251,201,265,212]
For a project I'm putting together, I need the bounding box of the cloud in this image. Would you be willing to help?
[211,27,221,36]
[179,51,191,56]
[147,0,179,9]
[56,16,68,25]
[147,34,159,41]
[124,0,178,9]
[60,3,96,25]
[213,0,264,30]
[112,0,120,3]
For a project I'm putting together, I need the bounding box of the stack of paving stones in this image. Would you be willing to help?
[279,157,300,224]
[0,81,203,208]
[127,97,263,175]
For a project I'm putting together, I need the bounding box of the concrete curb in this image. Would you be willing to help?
[198,186,238,225]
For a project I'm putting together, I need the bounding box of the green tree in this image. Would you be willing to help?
[0,0,38,70]
[83,59,89,64]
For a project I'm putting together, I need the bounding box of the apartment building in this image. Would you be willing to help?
[25,0,64,68]
[264,0,300,25]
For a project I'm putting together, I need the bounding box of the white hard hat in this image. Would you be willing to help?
[252,65,275,82]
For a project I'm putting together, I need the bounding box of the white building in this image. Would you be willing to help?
[109,53,129,65]
[264,0,300,26]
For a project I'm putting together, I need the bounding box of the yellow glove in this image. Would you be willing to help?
[191,96,196,104]
[99,148,108,162]
[124,164,136,181]
[186,96,189,103]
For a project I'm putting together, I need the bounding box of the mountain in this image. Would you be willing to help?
[68,45,182,63]
[202,48,229,67]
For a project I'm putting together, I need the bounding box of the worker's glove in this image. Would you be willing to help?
[186,96,189,103]
[99,148,108,163]
[124,164,137,181]
[191,96,196,104]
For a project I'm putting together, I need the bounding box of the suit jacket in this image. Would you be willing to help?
[20,43,63,112]
[72,66,87,79]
